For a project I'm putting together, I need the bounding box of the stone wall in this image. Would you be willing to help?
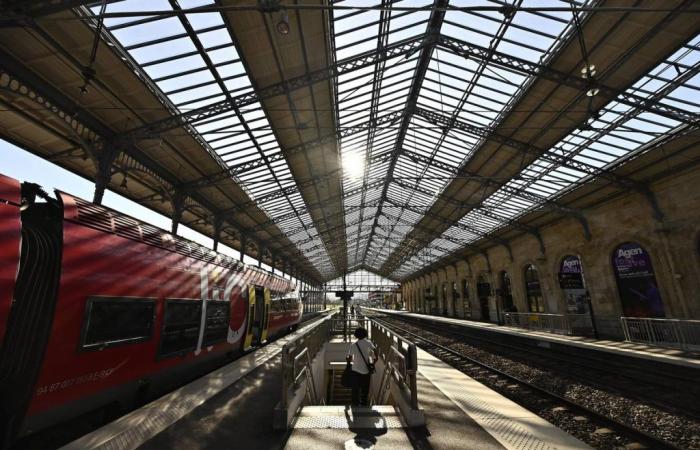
[401,165,700,339]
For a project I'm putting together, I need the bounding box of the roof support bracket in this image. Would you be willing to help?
[212,215,223,251]
[530,229,546,256]
[575,212,592,241]
[239,234,247,262]
[497,239,514,263]
[170,190,186,235]
[638,184,664,222]
[92,142,120,205]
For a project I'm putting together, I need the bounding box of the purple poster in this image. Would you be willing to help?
[612,243,665,317]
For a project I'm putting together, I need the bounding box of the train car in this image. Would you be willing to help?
[0,175,302,445]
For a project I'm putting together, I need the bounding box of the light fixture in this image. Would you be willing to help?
[586,87,600,97]
[120,173,128,189]
[276,9,290,35]
[580,64,596,79]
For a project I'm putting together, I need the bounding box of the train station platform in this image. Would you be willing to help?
[372,309,700,369]
[62,313,590,450]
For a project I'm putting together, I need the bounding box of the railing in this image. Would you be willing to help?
[280,313,336,410]
[621,317,700,351]
[370,320,419,409]
[331,315,371,341]
[503,312,594,336]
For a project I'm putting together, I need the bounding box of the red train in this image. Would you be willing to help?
[0,173,302,445]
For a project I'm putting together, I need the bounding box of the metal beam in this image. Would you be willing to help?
[357,0,448,266]
[122,35,425,140]
[438,35,699,126]
[0,0,94,23]
[180,109,407,190]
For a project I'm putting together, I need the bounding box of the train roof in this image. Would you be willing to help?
[57,190,293,287]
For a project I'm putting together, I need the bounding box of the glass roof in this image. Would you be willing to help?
[326,269,401,292]
[391,32,700,279]
[82,1,699,282]
[91,0,336,278]
[334,0,589,275]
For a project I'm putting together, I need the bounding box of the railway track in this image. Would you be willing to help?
[371,315,693,450]
[386,314,700,419]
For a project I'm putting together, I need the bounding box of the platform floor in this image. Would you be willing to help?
[138,355,289,450]
[63,312,589,450]
[373,309,700,368]
[60,315,328,450]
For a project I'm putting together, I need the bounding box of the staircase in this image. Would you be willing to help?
[328,364,352,405]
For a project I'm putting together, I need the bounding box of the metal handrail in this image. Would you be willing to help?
[621,317,700,351]
[280,313,336,409]
[503,312,594,336]
[331,316,371,341]
[370,320,419,409]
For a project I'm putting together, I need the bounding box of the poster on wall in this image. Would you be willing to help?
[612,243,665,317]
[558,255,588,314]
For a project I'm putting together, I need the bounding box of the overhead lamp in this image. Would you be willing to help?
[580,64,596,79]
[581,64,599,96]
[276,9,290,35]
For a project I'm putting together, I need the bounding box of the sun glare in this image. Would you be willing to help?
[342,151,365,180]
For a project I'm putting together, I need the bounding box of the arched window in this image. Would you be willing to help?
[442,284,448,316]
[612,243,665,317]
[476,274,491,321]
[524,265,545,312]
[559,255,588,314]
[499,271,514,311]
[461,279,471,318]
[451,282,459,317]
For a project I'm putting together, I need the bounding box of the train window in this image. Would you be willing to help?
[159,300,202,357]
[271,300,282,313]
[203,301,230,346]
[81,297,155,350]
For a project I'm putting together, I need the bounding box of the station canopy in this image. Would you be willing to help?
[0,1,698,284]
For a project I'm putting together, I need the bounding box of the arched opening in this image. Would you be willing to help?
[558,255,589,314]
[442,284,448,316]
[612,243,665,317]
[461,279,471,319]
[524,265,545,312]
[499,271,514,312]
[476,274,491,321]
[451,282,459,317]
[425,286,437,314]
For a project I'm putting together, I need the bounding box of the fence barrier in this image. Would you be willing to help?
[370,320,419,409]
[621,317,700,351]
[280,313,336,410]
[503,312,594,336]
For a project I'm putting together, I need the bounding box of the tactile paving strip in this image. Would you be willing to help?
[291,414,404,429]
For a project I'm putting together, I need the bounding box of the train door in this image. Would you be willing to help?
[259,288,272,343]
[243,286,268,348]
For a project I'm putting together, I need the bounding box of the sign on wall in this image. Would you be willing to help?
[612,243,665,317]
[558,255,588,314]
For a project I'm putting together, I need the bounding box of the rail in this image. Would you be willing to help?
[370,319,419,409]
[331,315,371,341]
[280,313,336,410]
[503,312,594,336]
[621,317,700,351]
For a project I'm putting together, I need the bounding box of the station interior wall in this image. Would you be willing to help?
[400,163,700,338]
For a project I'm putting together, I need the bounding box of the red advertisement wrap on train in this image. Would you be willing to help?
[0,174,302,445]
[0,174,21,347]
